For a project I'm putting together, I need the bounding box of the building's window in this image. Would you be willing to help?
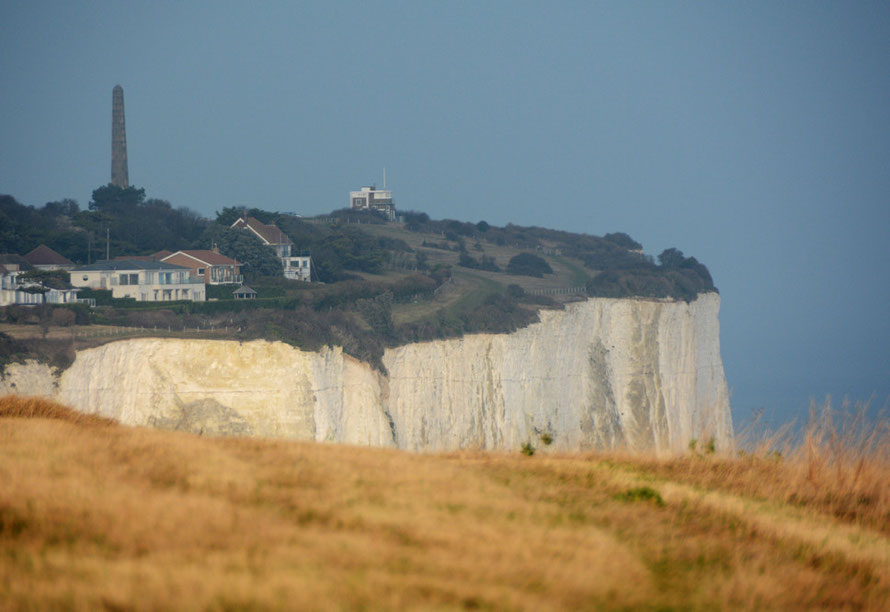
[82,275,88,281]
[197,268,205,275]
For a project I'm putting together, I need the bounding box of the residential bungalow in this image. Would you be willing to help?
[70,260,205,302]
[160,248,243,285]
[1,255,79,306]
[230,215,311,282]
[1,262,40,306]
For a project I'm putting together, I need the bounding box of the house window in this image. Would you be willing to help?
[82,275,88,281]
[197,268,205,275]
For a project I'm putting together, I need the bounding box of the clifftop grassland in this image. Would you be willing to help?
[2,396,889,609]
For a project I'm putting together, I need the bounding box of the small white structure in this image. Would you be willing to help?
[232,285,257,300]
[70,260,205,302]
[349,186,395,221]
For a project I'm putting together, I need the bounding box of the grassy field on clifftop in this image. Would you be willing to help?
[2,396,890,610]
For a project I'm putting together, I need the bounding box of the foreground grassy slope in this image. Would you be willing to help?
[2,396,890,610]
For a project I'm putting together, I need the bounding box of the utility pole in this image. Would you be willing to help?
[106,226,110,261]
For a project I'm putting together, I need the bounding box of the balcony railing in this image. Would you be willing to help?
[110,276,204,286]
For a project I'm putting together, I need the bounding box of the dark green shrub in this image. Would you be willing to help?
[506,253,553,277]
[603,232,643,250]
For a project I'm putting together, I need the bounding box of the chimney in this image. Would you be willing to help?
[212,243,220,254]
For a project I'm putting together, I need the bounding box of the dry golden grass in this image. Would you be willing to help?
[3,396,890,610]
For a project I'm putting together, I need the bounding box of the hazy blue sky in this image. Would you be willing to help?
[2,1,888,425]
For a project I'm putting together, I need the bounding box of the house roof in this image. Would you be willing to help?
[161,250,241,266]
[232,217,292,246]
[113,254,159,262]
[0,254,34,270]
[73,259,191,272]
[24,245,74,266]
[233,285,257,295]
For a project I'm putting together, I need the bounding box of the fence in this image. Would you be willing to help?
[70,325,241,339]
[526,286,586,296]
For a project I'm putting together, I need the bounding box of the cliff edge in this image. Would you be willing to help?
[1,294,732,452]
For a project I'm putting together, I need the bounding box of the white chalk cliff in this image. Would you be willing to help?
[1,294,732,452]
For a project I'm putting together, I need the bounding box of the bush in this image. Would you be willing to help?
[506,253,553,277]
[74,288,113,306]
[0,332,28,369]
[603,232,643,250]
[50,309,76,327]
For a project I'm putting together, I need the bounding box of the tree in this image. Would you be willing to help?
[658,248,685,268]
[215,206,278,226]
[42,199,79,217]
[198,225,283,278]
[506,253,553,277]
[603,232,642,250]
[89,184,146,212]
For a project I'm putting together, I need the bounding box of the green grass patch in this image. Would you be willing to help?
[615,486,665,507]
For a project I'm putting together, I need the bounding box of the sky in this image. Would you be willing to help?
[2,1,888,426]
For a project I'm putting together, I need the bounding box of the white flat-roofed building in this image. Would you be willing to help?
[70,260,205,302]
[349,186,395,221]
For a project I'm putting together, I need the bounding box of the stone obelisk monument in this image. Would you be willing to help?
[111,84,129,188]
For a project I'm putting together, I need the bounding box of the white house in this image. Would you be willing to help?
[70,260,205,302]
[231,215,312,282]
[349,186,395,221]
[1,256,80,306]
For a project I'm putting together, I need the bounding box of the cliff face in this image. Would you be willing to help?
[1,294,732,452]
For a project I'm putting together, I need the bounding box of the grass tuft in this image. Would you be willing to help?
[615,486,665,507]
[0,395,115,427]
